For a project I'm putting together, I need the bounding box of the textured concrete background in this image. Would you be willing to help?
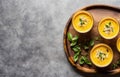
[0,0,120,77]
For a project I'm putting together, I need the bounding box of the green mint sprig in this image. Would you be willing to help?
[79,56,92,65]
[67,32,81,62]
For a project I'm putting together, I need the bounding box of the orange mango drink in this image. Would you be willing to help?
[90,44,113,67]
[72,11,93,33]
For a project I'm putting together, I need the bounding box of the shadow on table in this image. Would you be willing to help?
[72,66,120,77]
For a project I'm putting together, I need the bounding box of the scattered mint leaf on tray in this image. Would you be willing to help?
[89,39,94,46]
[84,45,89,50]
[79,56,92,65]
[70,41,77,47]
[72,35,78,41]
[67,32,72,42]
[73,52,79,62]
[112,63,118,69]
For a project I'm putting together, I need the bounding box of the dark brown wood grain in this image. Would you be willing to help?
[63,5,120,74]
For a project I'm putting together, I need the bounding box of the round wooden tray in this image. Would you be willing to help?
[63,5,120,74]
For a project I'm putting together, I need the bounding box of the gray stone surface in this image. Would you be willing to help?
[0,0,120,77]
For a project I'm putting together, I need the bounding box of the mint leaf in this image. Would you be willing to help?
[79,56,85,65]
[73,52,79,62]
[79,60,84,64]
[105,24,110,28]
[112,64,118,69]
[109,22,111,25]
[84,45,89,50]
[72,36,78,41]
[75,45,81,50]
[72,45,81,52]
[95,37,99,41]
[70,41,77,46]
[74,55,78,62]
[85,58,92,65]
[67,32,72,42]
[79,18,85,26]
[87,61,92,65]
[82,56,86,61]
[79,56,91,65]
[72,47,79,52]
[89,39,94,46]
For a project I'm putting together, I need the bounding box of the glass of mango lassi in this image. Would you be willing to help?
[72,11,94,33]
[90,44,113,68]
[98,17,119,39]
[117,38,120,52]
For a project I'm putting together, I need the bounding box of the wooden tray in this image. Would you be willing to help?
[63,5,120,74]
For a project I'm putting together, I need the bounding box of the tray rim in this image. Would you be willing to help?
[63,4,120,75]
